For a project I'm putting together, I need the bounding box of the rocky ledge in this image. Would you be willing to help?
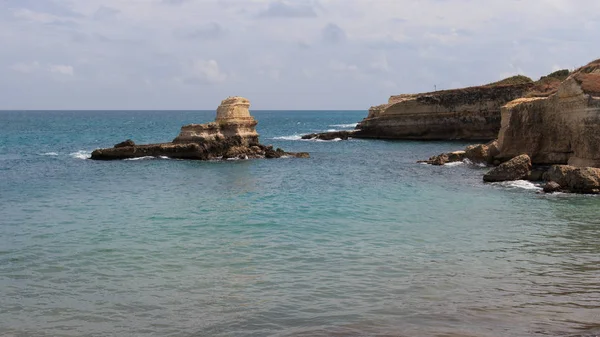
[91,97,309,161]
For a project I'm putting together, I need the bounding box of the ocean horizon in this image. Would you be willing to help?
[2,110,600,337]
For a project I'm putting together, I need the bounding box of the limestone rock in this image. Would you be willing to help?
[496,59,600,167]
[483,154,532,182]
[91,97,309,161]
[543,181,562,193]
[419,151,465,166]
[173,96,259,146]
[355,84,534,140]
[543,165,600,194]
[465,140,499,164]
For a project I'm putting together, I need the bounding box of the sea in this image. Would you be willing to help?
[1,110,600,337]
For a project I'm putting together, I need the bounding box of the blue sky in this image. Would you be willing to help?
[1,0,599,110]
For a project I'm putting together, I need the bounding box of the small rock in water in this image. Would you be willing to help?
[543,181,561,193]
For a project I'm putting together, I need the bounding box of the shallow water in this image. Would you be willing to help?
[1,110,600,337]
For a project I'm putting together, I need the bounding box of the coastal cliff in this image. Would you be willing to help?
[355,81,535,140]
[497,60,600,166]
[91,97,309,161]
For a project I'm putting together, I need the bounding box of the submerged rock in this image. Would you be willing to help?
[483,154,532,182]
[91,97,309,161]
[301,130,355,141]
[543,165,600,194]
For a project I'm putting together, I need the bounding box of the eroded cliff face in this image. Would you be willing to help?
[355,84,534,140]
[173,96,259,146]
[497,60,600,167]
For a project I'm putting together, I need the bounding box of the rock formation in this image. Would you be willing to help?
[496,59,600,166]
[91,97,309,161]
[355,82,535,140]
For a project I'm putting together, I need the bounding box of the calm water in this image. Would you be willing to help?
[1,110,600,337]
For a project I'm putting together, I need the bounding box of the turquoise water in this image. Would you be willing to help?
[1,110,600,337]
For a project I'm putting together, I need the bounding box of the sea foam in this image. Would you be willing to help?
[329,123,358,128]
[493,180,542,191]
[70,150,91,160]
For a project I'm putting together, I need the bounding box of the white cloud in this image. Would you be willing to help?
[9,61,41,73]
[329,60,358,72]
[186,59,227,84]
[49,64,74,76]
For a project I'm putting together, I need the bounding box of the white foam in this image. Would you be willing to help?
[272,135,302,141]
[159,156,169,159]
[315,138,342,142]
[70,150,91,160]
[464,158,487,167]
[493,180,542,191]
[444,161,464,167]
[329,123,358,128]
[124,156,155,161]
[41,152,59,156]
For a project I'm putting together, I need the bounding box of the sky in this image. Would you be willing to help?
[1,0,599,110]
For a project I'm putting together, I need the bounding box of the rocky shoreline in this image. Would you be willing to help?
[418,59,600,194]
[91,97,309,161]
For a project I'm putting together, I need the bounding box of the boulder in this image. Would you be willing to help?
[543,181,562,193]
[483,154,532,182]
[114,139,135,148]
[543,165,600,194]
[465,140,499,164]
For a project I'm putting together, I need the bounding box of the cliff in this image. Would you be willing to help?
[91,97,309,161]
[355,80,535,140]
[497,59,600,167]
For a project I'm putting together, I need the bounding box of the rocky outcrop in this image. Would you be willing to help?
[465,140,500,165]
[496,59,600,167]
[355,83,535,140]
[419,151,466,166]
[301,131,355,141]
[91,97,309,161]
[543,165,600,194]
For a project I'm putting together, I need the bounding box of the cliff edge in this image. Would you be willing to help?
[497,59,600,166]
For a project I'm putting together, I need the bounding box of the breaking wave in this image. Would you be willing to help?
[272,135,302,141]
[70,150,91,160]
[492,180,542,191]
[41,152,59,156]
[329,123,358,128]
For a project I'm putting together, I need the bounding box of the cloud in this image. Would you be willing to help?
[184,59,228,85]
[94,6,120,20]
[175,22,227,40]
[9,61,41,73]
[9,62,74,76]
[49,64,74,76]
[321,23,346,44]
[1,0,600,109]
[329,60,358,72]
[257,1,317,18]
